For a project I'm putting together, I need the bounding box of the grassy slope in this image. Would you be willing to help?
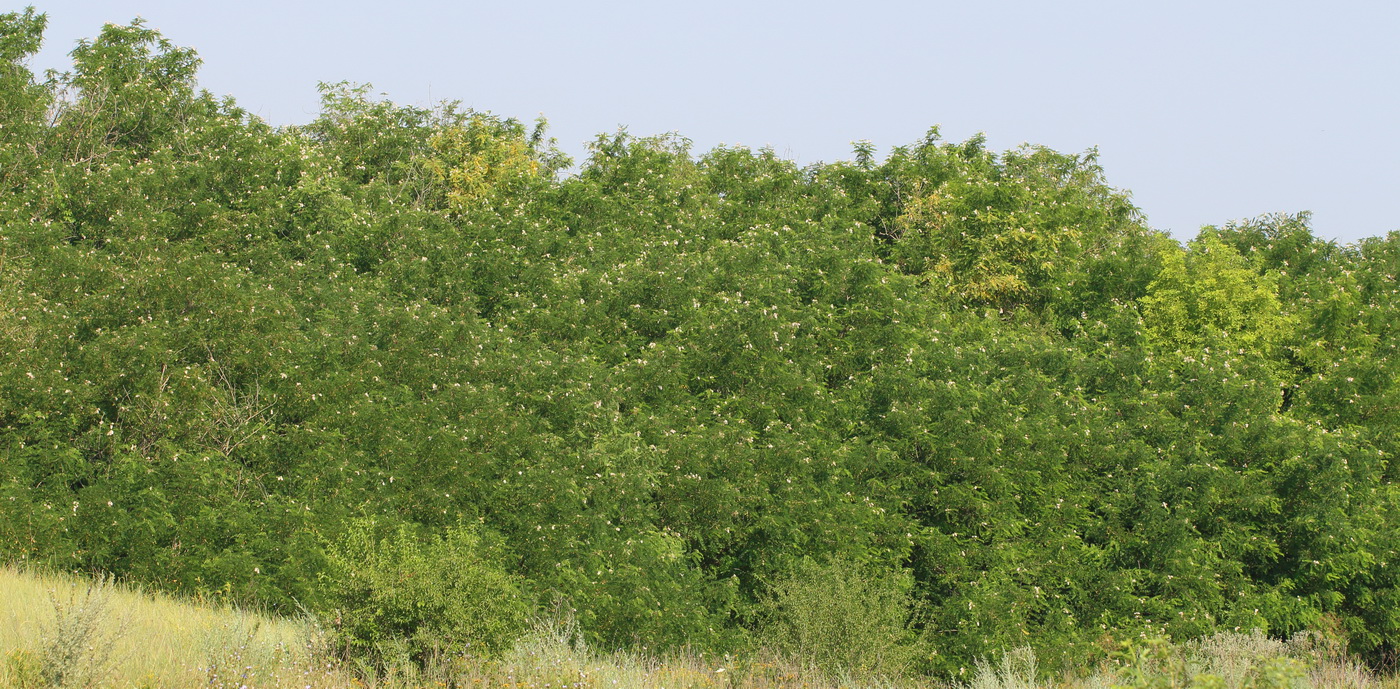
[0,566,807,688]
[0,565,325,688]
[1,565,1389,689]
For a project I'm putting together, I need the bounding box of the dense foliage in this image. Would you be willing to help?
[4,10,1400,676]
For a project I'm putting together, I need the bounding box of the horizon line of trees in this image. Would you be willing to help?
[4,8,1400,676]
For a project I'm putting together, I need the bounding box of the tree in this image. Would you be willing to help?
[885,134,1154,314]
[1140,235,1296,377]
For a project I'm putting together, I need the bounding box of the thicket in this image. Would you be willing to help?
[3,8,1400,679]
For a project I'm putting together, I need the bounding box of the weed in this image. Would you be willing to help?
[36,574,121,688]
[970,646,1040,689]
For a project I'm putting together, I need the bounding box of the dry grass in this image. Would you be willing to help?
[0,564,345,688]
[960,633,1398,689]
[4,565,1399,689]
[0,565,898,688]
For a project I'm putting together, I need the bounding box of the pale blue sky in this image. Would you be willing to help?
[26,1,1400,244]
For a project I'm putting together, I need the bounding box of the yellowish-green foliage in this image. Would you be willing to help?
[888,140,1145,310]
[317,519,532,662]
[895,185,1040,303]
[1141,236,1296,368]
[423,115,547,212]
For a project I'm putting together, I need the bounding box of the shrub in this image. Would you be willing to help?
[35,575,119,688]
[317,519,532,665]
[969,646,1039,689]
[760,558,917,680]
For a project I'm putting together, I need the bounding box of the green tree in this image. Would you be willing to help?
[0,7,50,195]
[1140,235,1296,374]
[885,133,1152,313]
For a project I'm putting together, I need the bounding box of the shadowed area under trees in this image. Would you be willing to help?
[4,9,1400,681]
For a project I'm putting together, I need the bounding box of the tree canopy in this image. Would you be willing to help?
[3,11,1399,675]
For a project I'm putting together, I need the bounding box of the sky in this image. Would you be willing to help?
[23,1,1400,244]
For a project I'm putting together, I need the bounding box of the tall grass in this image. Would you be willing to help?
[0,565,339,688]
[0,565,863,688]
[2,565,1397,688]
[961,632,1385,689]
